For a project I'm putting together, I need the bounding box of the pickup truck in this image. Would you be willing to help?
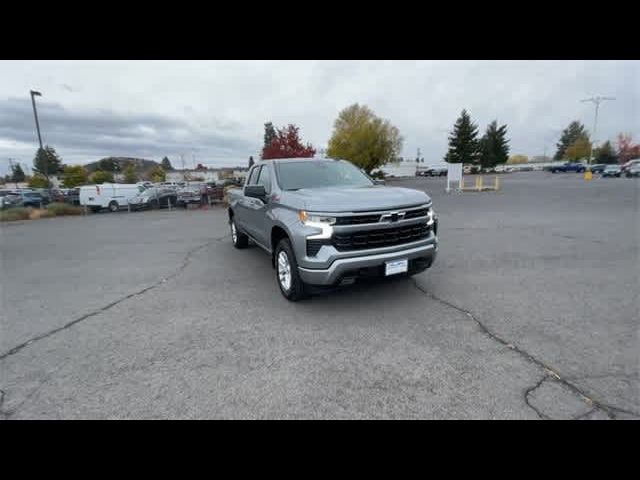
[227,158,438,301]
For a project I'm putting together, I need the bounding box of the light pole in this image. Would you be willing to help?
[581,96,615,167]
[30,89,49,191]
[30,90,44,150]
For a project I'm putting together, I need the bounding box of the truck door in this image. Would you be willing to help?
[245,163,273,248]
[234,165,260,234]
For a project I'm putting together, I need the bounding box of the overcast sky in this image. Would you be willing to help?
[1,60,637,175]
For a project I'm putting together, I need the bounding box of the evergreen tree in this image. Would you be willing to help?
[33,145,63,180]
[10,163,26,182]
[161,156,174,171]
[444,110,480,164]
[594,140,617,164]
[554,121,589,160]
[478,120,510,169]
[264,122,277,149]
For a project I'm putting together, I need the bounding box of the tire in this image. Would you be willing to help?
[274,238,307,301]
[108,201,119,213]
[150,199,159,209]
[230,217,248,248]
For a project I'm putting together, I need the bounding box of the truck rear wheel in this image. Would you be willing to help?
[230,218,248,248]
[275,238,308,301]
[108,201,119,212]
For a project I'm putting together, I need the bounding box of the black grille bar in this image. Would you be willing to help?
[332,223,431,251]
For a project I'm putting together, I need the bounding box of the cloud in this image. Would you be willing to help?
[1,60,638,175]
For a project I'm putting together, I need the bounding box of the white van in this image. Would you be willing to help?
[79,183,146,212]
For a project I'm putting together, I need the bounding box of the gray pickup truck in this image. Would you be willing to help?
[227,158,438,301]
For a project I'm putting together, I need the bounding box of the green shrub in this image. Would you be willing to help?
[0,207,31,222]
[46,202,83,216]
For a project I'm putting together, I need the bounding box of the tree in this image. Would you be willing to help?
[28,174,50,188]
[507,155,529,165]
[149,166,166,183]
[616,134,640,164]
[61,165,89,188]
[264,122,277,149]
[99,157,119,172]
[594,140,617,164]
[554,121,589,160]
[478,120,510,169]
[123,164,138,184]
[248,156,255,168]
[444,110,480,165]
[161,156,174,171]
[326,104,403,173]
[564,137,592,162]
[33,145,63,180]
[91,170,114,184]
[261,124,316,160]
[10,163,26,183]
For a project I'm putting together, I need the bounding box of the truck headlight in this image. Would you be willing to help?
[299,210,336,239]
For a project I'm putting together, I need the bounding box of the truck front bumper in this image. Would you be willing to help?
[297,242,437,286]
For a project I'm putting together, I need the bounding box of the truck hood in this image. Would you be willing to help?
[288,185,431,212]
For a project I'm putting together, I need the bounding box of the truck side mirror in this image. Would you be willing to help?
[245,185,266,199]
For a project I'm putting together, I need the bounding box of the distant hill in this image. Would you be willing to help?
[85,157,160,173]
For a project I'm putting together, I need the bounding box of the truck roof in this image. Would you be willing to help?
[257,157,338,164]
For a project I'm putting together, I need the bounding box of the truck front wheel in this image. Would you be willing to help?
[230,218,249,248]
[108,201,119,212]
[275,238,308,301]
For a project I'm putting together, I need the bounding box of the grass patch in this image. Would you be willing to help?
[46,202,83,216]
[30,208,56,220]
[0,207,31,222]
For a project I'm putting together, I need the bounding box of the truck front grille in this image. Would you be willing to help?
[333,223,431,251]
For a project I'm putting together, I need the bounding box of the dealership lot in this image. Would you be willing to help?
[1,172,637,419]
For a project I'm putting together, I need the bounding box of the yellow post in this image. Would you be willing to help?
[460,178,464,190]
[495,175,500,190]
[584,170,592,181]
[479,175,484,191]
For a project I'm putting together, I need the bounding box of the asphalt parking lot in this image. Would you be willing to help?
[1,172,638,419]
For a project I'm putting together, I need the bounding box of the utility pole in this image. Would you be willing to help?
[581,96,615,166]
[181,154,186,182]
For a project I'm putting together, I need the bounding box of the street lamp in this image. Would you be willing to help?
[581,96,615,167]
[30,90,43,150]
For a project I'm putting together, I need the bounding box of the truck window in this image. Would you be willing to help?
[256,164,272,194]
[247,166,260,185]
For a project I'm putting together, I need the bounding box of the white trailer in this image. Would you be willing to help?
[79,183,145,212]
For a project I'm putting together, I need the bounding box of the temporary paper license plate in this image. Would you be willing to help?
[385,259,408,276]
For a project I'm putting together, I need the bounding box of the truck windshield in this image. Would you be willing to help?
[276,161,374,191]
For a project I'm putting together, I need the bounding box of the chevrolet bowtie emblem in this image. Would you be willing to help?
[381,211,406,222]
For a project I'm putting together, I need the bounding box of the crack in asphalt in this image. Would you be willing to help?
[0,234,230,418]
[0,235,228,363]
[0,389,7,419]
[524,376,551,420]
[411,279,638,420]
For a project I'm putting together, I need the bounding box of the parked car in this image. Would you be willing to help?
[625,164,640,178]
[621,159,640,174]
[177,186,203,207]
[547,162,586,173]
[601,165,622,177]
[6,191,49,208]
[227,158,438,301]
[128,186,178,210]
[589,164,607,174]
[0,195,20,209]
[79,183,146,212]
[64,187,81,205]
